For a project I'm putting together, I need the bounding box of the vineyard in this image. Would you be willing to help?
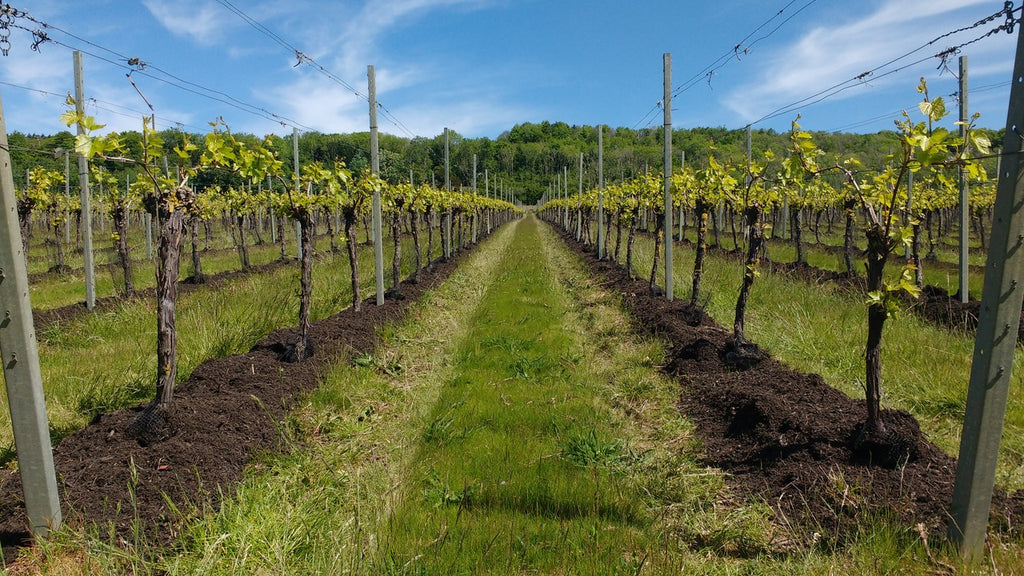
[1,1,1024,575]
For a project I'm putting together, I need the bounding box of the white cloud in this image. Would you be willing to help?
[721,0,1011,124]
[260,75,368,134]
[254,62,536,138]
[386,98,536,137]
[2,49,67,91]
[243,0,519,137]
[295,0,493,91]
[142,0,225,44]
[0,49,75,134]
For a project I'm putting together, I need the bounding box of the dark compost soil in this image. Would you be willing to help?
[557,228,1024,547]
[0,251,466,561]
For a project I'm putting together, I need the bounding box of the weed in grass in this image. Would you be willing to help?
[508,353,555,380]
[352,353,374,368]
[422,468,477,508]
[350,351,406,377]
[422,413,457,445]
[560,426,630,469]
[480,335,528,355]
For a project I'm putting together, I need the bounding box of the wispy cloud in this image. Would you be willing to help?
[142,0,226,45]
[387,97,536,137]
[721,0,1011,124]
[247,0,520,136]
[254,63,537,138]
[339,0,489,61]
[296,0,495,91]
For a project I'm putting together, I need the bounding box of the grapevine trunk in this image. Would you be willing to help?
[344,210,361,312]
[733,205,764,344]
[113,204,134,297]
[690,203,709,307]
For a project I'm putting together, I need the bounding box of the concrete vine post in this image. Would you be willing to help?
[663,53,674,300]
[292,128,301,260]
[369,65,384,306]
[598,125,605,260]
[949,19,1024,560]
[73,51,96,310]
[472,154,478,243]
[444,127,452,260]
[0,88,61,538]
[958,55,970,303]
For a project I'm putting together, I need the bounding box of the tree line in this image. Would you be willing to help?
[10,120,1002,207]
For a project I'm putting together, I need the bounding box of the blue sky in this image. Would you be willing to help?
[0,0,1016,139]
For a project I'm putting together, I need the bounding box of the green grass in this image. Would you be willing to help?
[150,214,1023,574]
[135,216,737,574]
[151,217,522,575]
[369,216,667,573]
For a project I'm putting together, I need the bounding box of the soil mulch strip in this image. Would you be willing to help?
[0,246,470,561]
[556,227,1024,547]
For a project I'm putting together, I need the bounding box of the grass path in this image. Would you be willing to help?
[371,214,678,573]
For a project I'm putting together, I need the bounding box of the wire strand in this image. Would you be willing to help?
[213,0,418,138]
[630,0,819,129]
[749,5,1017,127]
[3,5,315,133]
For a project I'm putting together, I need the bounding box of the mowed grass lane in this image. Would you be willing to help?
[372,215,673,573]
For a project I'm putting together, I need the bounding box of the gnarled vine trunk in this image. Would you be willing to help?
[425,206,435,268]
[128,200,188,444]
[291,212,315,362]
[843,198,857,276]
[391,200,403,295]
[411,210,421,283]
[344,209,361,312]
[791,207,803,265]
[189,215,204,283]
[236,213,250,270]
[112,204,134,297]
[614,211,623,262]
[863,225,893,435]
[277,214,287,261]
[649,227,662,295]
[625,216,637,279]
[733,205,763,344]
[51,216,66,272]
[690,201,710,307]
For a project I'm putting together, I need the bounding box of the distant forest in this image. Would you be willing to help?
[9,121,1004,205]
